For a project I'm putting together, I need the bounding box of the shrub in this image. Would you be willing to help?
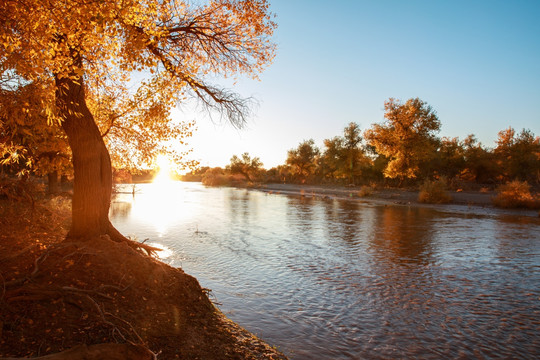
[418,178,452,204]
[201,168,230,187]
[492,180,540,209]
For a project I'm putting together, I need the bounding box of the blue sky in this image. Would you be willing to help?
[183,0,540,169]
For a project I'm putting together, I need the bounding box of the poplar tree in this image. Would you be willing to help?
[365,98,440,183]
[0,0,275,241]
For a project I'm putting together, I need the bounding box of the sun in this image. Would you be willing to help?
[153,154,174,183]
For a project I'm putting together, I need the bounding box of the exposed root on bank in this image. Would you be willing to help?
[1,241,169,357]
[106,222,161,256]
[1,224,288,359]
[1,242,153,356]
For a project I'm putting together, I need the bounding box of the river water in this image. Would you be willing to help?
[110,181,540,359]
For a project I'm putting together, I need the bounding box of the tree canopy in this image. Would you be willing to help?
[364,98,440,182]
[495,127,540,183]
[319,122,368,185]
[227,152,263,182]
[286,139,319,183]
[0,79,70,179]
[1,0,276,239]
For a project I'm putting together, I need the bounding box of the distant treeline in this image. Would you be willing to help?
[184,98,540,191]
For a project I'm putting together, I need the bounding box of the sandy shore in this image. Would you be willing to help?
[254,183,539,218]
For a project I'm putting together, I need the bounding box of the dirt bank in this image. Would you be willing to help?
[257,183,491,204]
[255,183,539,217]
[0,199,287,359]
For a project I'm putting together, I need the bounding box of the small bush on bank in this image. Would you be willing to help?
[201,168,230,187]
[418,178,452,204]
[492,180,540,209]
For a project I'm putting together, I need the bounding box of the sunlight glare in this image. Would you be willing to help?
[153,154,174,184]
[147,242,173,260]
[142,155,190,236]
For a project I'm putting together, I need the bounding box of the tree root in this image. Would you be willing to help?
[106,222,161,256]
[0,343,157,360]
[2,284,151,357]
[1,229,162,358]
[1,242,85,292]
[3,247,51,289]
[0,244,40,264]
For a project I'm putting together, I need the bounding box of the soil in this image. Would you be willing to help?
[0,198,287,359]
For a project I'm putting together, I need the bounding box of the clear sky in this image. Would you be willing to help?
[179,0,540,170]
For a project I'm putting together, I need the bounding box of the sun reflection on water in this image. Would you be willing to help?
[123,156,192,237]
[153,154,175,184]
[146,242,173,260]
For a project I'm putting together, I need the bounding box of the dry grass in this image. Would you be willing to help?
[492,180,540,209]
[418,178,452,204]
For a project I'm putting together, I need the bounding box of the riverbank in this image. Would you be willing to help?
[0,198,287,359]
[255,183,540,217]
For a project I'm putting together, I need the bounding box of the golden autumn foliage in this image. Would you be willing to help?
[227,152,263,182]
[1,0,276,237]
[0,78,70,178]
[494,127,540,183]
[418,177,452,204]
[492,180,540,209]
[1,0,276,176]
[1,0,275,84]
[364,98,440,182]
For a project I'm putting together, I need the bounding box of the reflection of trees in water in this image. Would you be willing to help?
[109,201,132,219]
[226,189,254,223]
[321,199,365,247]
[493,215,540,264]
[370,206,436,265]
[286,196,316,234]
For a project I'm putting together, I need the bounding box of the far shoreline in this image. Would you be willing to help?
[250,183,540,218]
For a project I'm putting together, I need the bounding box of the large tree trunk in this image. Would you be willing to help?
[53,55,159,253]
[55,72,113,239]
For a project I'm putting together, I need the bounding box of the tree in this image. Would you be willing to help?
[87,79,197,173]
[1,0,276,240]
[227,152,263,182]
[494,127,540,183]
[320,136,343,181]
[435,137,466,181]
[340,122,366,185]
[364,98,440,183]
[320,122,368,185]
[460,135,495,184]
[286,139,319,183]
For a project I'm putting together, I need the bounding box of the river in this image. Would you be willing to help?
[110,181,540,359]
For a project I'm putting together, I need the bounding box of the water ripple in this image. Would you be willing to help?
[111,182,540,359]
